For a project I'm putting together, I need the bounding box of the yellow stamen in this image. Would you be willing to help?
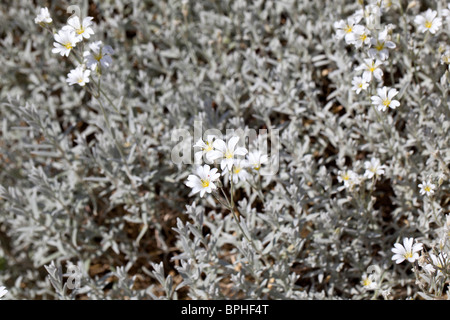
[424,185,431,192]
[404,252,413,260]
[375,42,385,51]
[201,179,210,188]
[425,21,432,29]
[362,278,372,287]
[204,142,213,152]
[382,99,391,107]
[345,25,352,33]
[76,27,85,35]
[64,42,73,50]
[225,151,233,159]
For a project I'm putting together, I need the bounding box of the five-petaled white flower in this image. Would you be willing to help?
[424,253,447,276]
[371,86,400,112]
[83,41,114,71]
[352,25,371,48]
[368,29,396,61]
[194,135,216,164]
[418,180,436,196]
[62,16,95,40]
[209,136,248,171]
[247,150,269,171]
[223,159,250,184]
[351,76,369,94]
[52,29,81,57]
[364,158,386,179]
[391,237,423,264]
[185,164,221,198]
[34,7,52,24]
[66,65,91,87]
[0,286,7,299]
[334,17,360,45]
[356,58,383,82]
[414,9,442,34]
[443,4,450,24]
[361,273,377,290]
[337,169,359,189]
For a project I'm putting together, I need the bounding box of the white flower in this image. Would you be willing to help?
[371,86,400,112]
[441,50,450,70]
[424,253,447,276]
[414,9,442,34]
[337,169,359,189]
[443,4,450,24]
[34,7,52,24]
[351,76,369,94]
[194,135,216,164]
[377,0,393,11]
[62,16,95,40]
[364,158,386,179]
[418,180,436,196]
[223,159,250,184]
[185,164,221,198]
[391,237,423,264]
[247,150,269,171]
[83,41,114,71]
[361,273,377,290]
[66,65,91,87]
[352,25,371,48]
[356,58,383,82]
[334,17,360,45]
[0,286,7,299]
[209,136,248,171]
[52,29,81,57]
[353,4,381,29]
[368,29,396,61]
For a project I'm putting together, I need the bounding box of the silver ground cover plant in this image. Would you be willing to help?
[0,0,449,300]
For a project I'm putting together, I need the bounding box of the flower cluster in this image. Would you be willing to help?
[334,1,401,112]
[36,8,114,87]
[186,135,268,198]
[337,157,386,190]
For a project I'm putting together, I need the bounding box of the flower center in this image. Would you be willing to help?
[342,174,350,181]
[382,99,391,107]
[64,42,73,50]
[204,142,213,152]
[94,53,103,62]
[233,167,241,174]
[200,179,210,188]
[375,42,385,51]
[362,278,372,287]
[345,25,353,33]
[225,150,233,159]
[424,21,432,29]
[403,252,413,260]
[76,27,85,35]
[424,185,431,192]
[360,34,367,41]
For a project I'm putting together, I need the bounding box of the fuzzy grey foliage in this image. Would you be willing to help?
[0,0,449,300]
